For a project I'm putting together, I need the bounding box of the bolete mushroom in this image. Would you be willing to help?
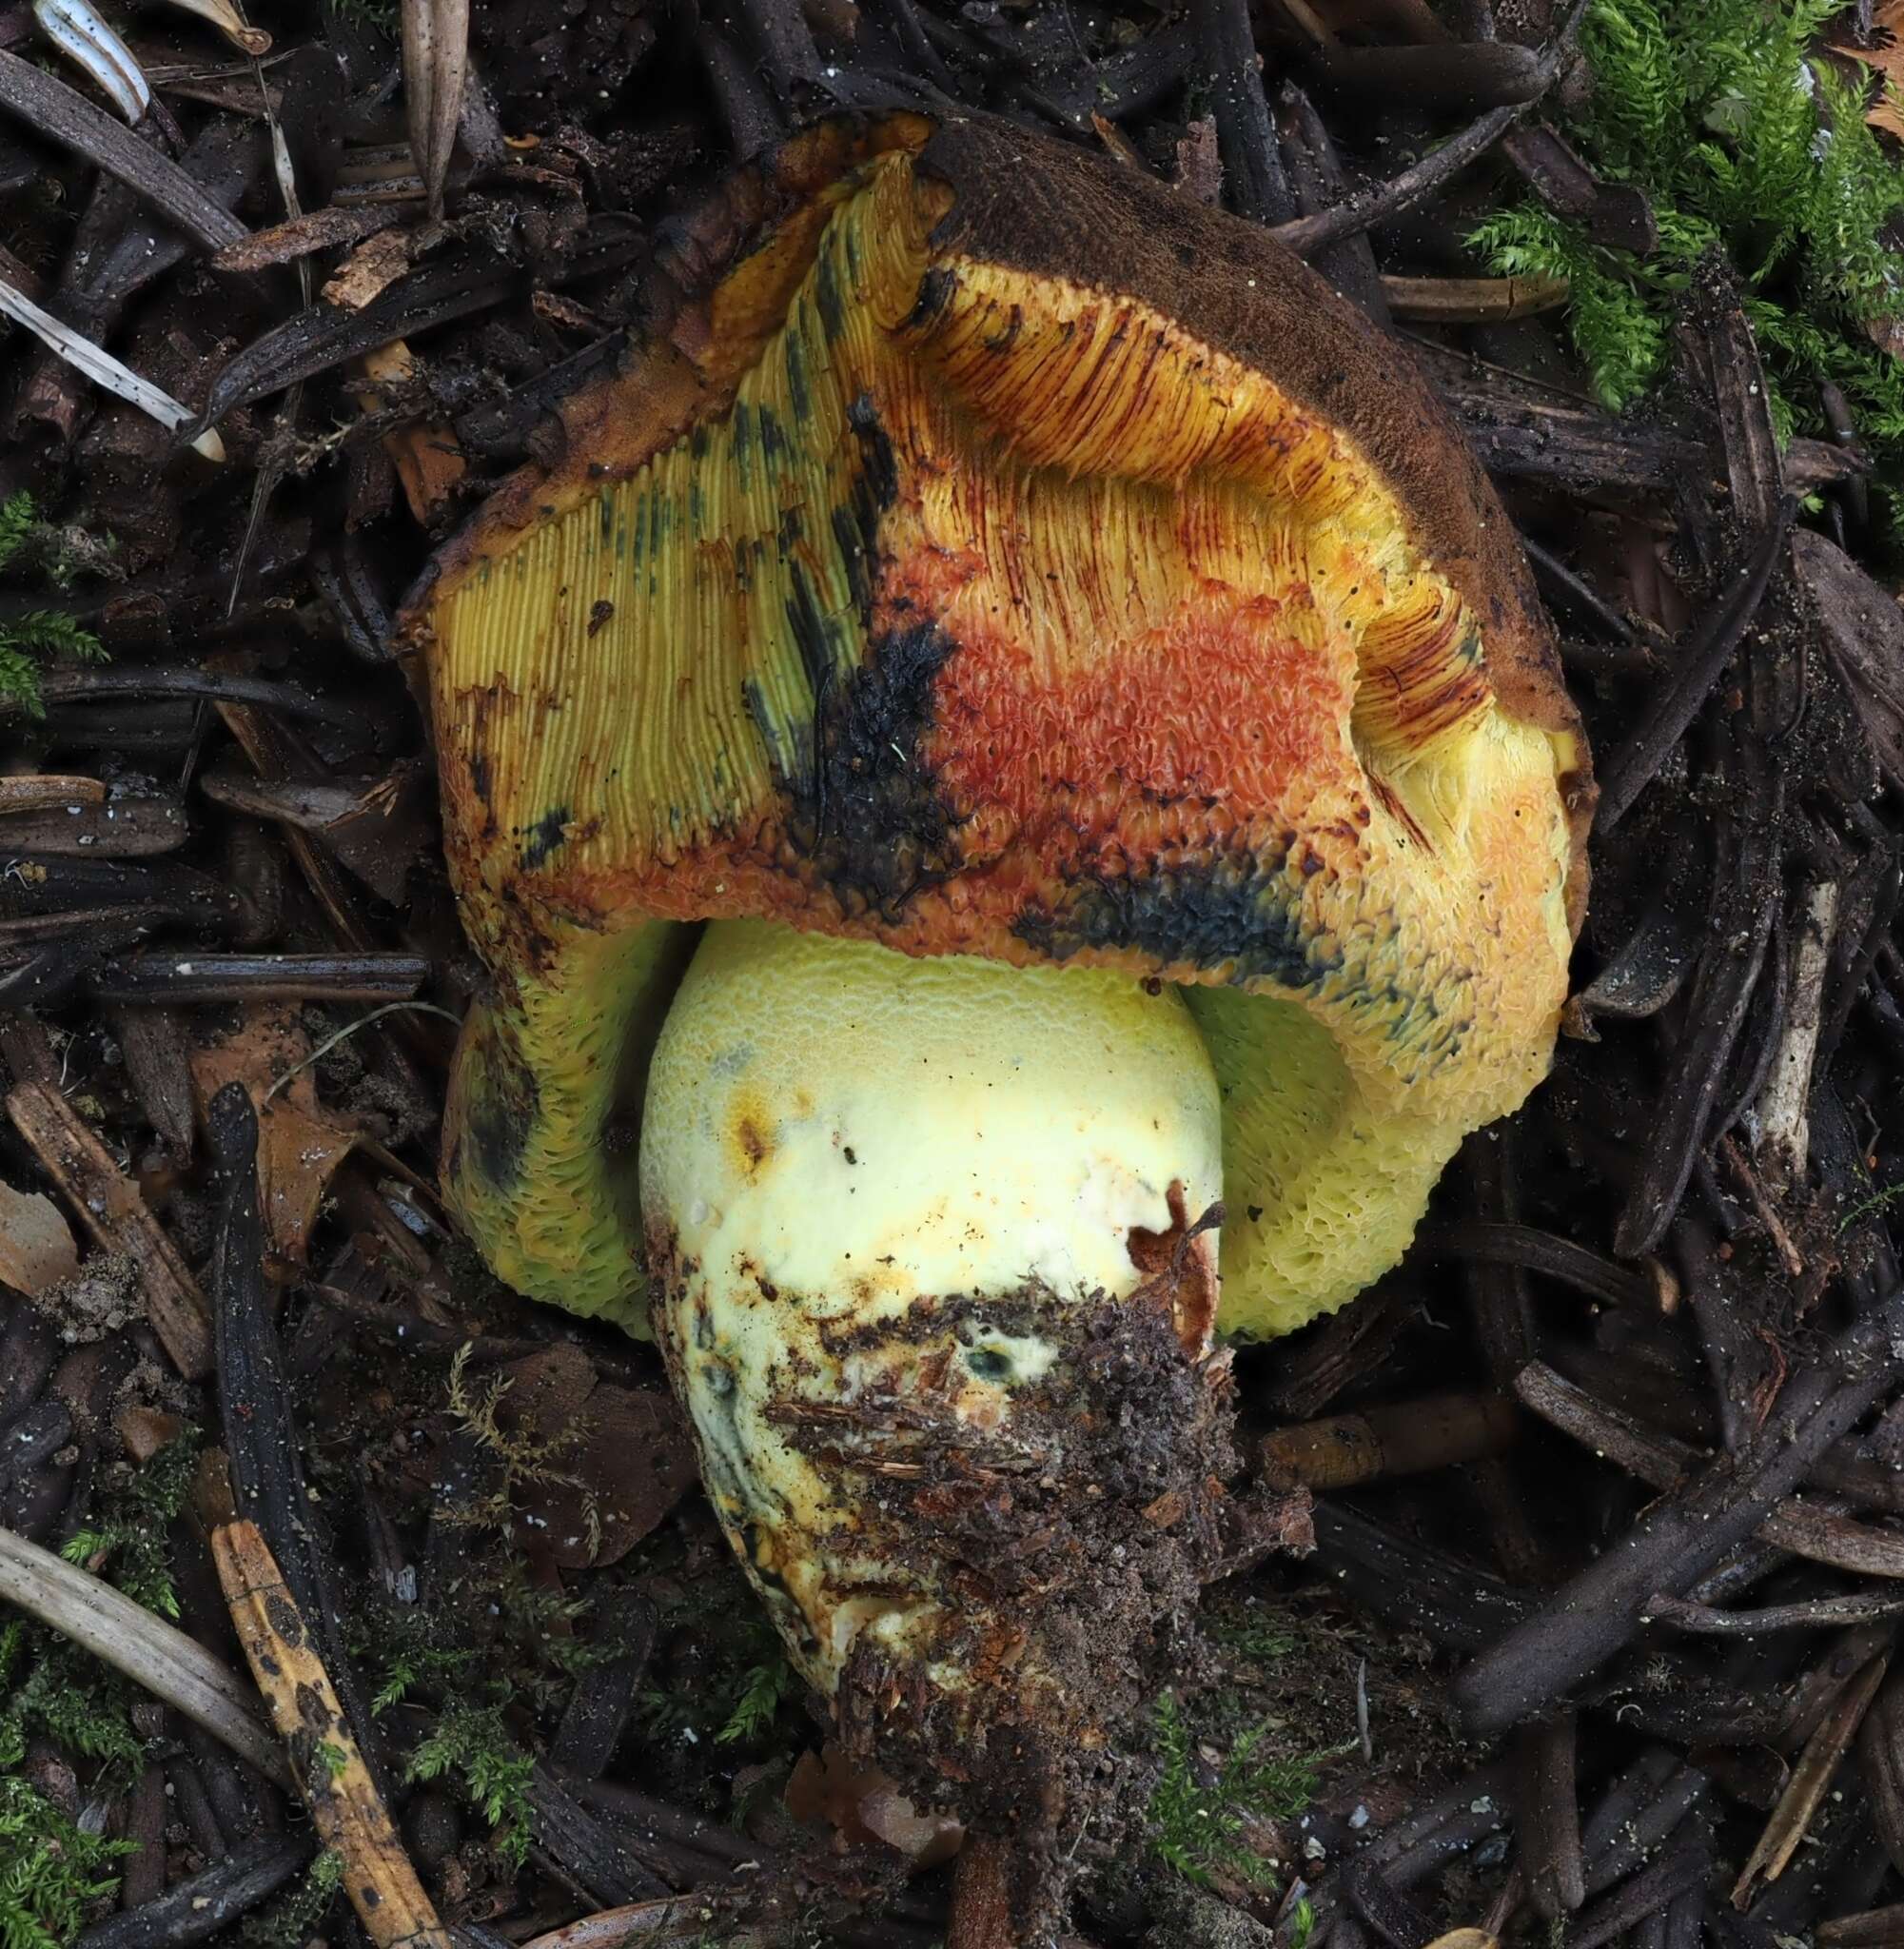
[404,110,1592,1917]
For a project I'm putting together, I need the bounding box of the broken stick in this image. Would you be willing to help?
[212,1518,452,1949]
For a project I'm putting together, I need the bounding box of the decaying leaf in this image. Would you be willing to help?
[1836,8,1904,142]
[489,1342,694,1567]
[0,1180,81,1294]
[189,1004,362,1272]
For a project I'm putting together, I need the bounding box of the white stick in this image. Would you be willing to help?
[0,271,226,462]
[0,1524,288,1784]
[32,0,148,120]
[1756,879,1839,1190]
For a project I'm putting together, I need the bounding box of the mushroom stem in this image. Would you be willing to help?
[640,918,1234,1905]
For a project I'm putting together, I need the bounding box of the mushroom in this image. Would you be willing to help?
[403,111,1592,1921]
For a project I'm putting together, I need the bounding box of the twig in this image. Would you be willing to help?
[214,1518,453,1949]
[1583,1762,1708,1898]
[1644,1590,1904,1634]
[1733,1652,1888,1906]
[209,1081,397,1793]
[1191,0,1293,226]
[0,774,107,812]
[87,953,434,1007]
[6,1077,212,1376]
[1312,1500,1532,1652]
[1755,879,1840,1189]
[1381,272,1569,320]
[517,1900,707,1949]
[1571,1848,1710,1949]
[1821,1907,1904,1949]
[1718,1133,1806,1281]
[1616,738,1782,1257]
[525,1768,673,1905]
[1414,1221,1663,1309]
[1517,1715,1584,1918]
[0,1525,288,1784]
[1596,500,1795,832]
[1269,0,1587,257]
[75,1835,311,1949]
[1451,1301,1904,1736]
[1260,1392,1518,1490]
[1860,1667,1904,1880]
[16,665,361,723]
[0,49,245,250]
[1518,1361,1904,1579]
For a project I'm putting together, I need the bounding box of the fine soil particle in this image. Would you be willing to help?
[30,1251,144,1344]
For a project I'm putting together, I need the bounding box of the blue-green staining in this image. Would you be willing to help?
[731,401,756,490]
[815,245,847,343]
[1016,851,1327,994]
[461,1026,540,1192]
[785,328,813,422]
[520,805,572,871]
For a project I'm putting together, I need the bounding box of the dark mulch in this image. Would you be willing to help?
[4,0,1904,1945]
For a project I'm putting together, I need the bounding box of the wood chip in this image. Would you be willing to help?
[324,227,414,311]
[6,1078,211,1376]
[0,774,107,813]
[213,1518,454,1949]
[1382,273,1569,322]
[215,203,422,275]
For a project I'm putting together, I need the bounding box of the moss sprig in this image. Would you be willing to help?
[1468,0,1904,524]
[0,1777,133,1949]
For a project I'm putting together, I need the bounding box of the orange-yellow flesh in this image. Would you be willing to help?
[424,145,1576,1337]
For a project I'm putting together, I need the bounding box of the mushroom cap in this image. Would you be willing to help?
[406,110,1594,1339]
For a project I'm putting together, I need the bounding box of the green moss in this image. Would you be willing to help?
[0,1776,134,1949]
[359,1556,640,1873]
[404,1698,538,1872]
[1146,1693,1320,1892]
[1468,0,1904,524]
[0,491,110,716]
[240,1850,344,1949]
[59,1431,201,1621]
[2,1431,203,1780]
[633,1568,799,1754]
[714,1657,795,1745]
